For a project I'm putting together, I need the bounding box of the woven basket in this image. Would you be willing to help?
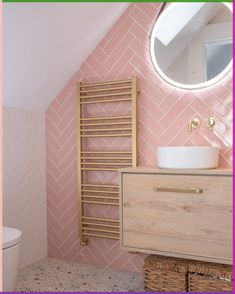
[143,255,188,292]
[188,261,232,292]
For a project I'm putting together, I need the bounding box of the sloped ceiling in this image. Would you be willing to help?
[3,3,129,111]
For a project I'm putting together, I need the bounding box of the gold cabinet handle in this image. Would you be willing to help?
[154,186,203,194]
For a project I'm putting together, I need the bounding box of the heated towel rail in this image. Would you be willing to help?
[77,76,138,245]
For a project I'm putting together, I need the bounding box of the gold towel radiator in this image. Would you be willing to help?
[77,76,138,245]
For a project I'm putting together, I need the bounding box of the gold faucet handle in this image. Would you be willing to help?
[188,118,200,132]
[207,117,216,129]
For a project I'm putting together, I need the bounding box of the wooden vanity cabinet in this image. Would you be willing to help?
[120,168,232,264]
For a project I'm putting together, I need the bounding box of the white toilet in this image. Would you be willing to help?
[3,226,22,291]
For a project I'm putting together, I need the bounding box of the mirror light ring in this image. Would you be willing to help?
[149,2,233,90]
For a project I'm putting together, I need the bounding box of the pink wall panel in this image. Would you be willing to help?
[46,3,232,272]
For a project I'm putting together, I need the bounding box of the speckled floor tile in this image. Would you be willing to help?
[15,258,145,292]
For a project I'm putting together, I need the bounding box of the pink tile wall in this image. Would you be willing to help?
[46,3,232,272]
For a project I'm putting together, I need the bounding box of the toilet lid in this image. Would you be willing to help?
[3,226,22,249]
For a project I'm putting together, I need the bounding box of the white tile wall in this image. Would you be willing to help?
[3,106,47,268]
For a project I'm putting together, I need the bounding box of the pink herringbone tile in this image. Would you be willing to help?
[59,215,79,238]
[46,170,61,194]
[211,83,231,103]
[104,33,135,70]
[130,22,149,46]
[189,131,218,148]
[139,92,165,120]
[116,63,135,80]
[46,156,60,179]
[219,154,231,167]
[106,4,133,39]
[58,200,77,227]
[47,183,61,203]
[47,219,63,243]
[56,81,75,105]
[57,175,77,200]
[137,2,158,20]
[59,161,77,187]
[46,145,59,167]
[222,76,232,90]
[159,88,183,113]
[159,106,196,145]
[57,131,76,159]
[104,16,133,52]
[130,6,153,33]
[168,124,194,146]
[108,250,132,269]
[46,115,60,138]
[159,93,195,128]
[46,2,232,274]
[92,46,108,63]
[129,55,164,93]
[48,234,64,258]
[158,82,174,97]
[86,55,108,78]
[62,241,80,260]
[105,48,135,79]
[57,118,76,146]
[46,129,61,151]
[190,97,215,119]
[57,90,76,118]
[139,79,164,106]
[59,227,80,254]
[99,37,109,49]
[46,107,61,125]
[130,39,152,66]
[57,103,76,130]
[80,62,102,82]
[50,98,62,111]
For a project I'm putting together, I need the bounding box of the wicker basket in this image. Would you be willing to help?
[143,255,188,292]
[188,261,232,292]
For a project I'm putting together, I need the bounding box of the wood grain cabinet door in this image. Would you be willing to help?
[121,173,232,264]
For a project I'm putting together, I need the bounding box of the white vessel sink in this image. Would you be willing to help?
[157,146,219,169]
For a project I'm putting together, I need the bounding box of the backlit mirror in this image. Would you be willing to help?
[150,2,232,89]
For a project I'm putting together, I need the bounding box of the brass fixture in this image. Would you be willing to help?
[188,118,200,132]
[154,186,203,194]
[77,77,138,245]
[207,117,216,129]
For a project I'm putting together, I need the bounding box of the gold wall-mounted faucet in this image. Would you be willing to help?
[188,118,200,132]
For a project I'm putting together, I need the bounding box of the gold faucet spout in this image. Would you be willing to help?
[188,118,200,132]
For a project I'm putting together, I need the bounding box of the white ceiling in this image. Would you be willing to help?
[3,3,129,111]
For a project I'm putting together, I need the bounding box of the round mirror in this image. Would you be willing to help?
[150,2,232,89]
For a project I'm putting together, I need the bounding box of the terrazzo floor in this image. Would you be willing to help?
[16,258,145,292]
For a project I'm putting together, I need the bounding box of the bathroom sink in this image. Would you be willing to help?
[157,146,219,169]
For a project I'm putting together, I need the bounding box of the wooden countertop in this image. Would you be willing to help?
[119,166,232,176]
